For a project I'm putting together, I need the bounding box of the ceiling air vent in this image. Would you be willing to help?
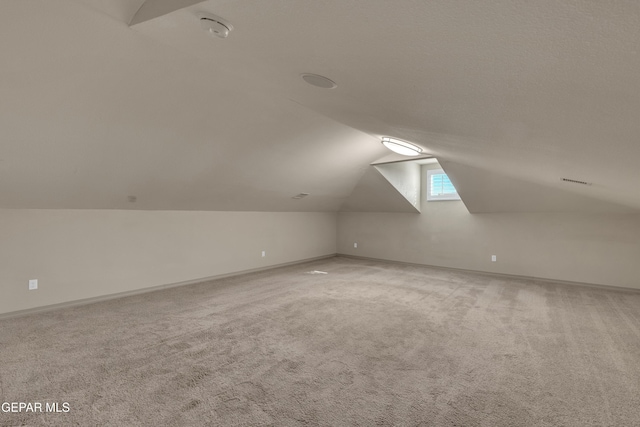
[561,178,592,186]
[292,193,309,199]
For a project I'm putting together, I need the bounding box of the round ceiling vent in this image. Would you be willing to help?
[199,14,233,38]
[301,73,337,89]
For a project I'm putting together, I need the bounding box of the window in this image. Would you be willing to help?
[427,169,460,201]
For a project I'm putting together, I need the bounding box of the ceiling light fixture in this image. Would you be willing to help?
[381,137,423,156]
[199,14,233,38]
[301,73,337,89]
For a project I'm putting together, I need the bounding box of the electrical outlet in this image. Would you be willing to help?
[261,251,266,257]
[29,279,38,290]
[491,255,497,262]
[354,243,358,248]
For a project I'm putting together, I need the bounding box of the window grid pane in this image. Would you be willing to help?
[427,169,460,201]
[430,173,457,196]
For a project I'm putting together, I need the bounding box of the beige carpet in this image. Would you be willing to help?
[1,257,639,426]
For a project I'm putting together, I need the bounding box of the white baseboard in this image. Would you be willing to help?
[0,254,337,320]
[336,253,640,293]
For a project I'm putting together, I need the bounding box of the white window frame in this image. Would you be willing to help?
[427,169,461,201]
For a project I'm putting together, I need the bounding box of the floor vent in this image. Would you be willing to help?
[292,193,309,199]
[561,178,591,186]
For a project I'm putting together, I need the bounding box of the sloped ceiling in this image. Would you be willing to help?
[440,161,637,214]
[340,166,419,214]
[373,162,421,212]
[2,1,640,212]
[341,160,422,213]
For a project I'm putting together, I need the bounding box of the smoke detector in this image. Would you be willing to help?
[199,14,233,38]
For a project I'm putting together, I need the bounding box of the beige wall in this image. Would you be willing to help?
[4,170,640,317]
[338,166,640,289]
[0,210,337,315]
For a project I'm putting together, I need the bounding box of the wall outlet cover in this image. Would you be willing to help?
[29,279,38,290]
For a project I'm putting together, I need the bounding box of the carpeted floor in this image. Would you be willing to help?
[1,257,639,426]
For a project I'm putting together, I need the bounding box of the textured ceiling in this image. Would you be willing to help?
[2,0,640,212]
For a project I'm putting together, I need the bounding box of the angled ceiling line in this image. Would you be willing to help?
[129,0,208,26]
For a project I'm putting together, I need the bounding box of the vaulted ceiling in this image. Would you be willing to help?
[2,1,639,212]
